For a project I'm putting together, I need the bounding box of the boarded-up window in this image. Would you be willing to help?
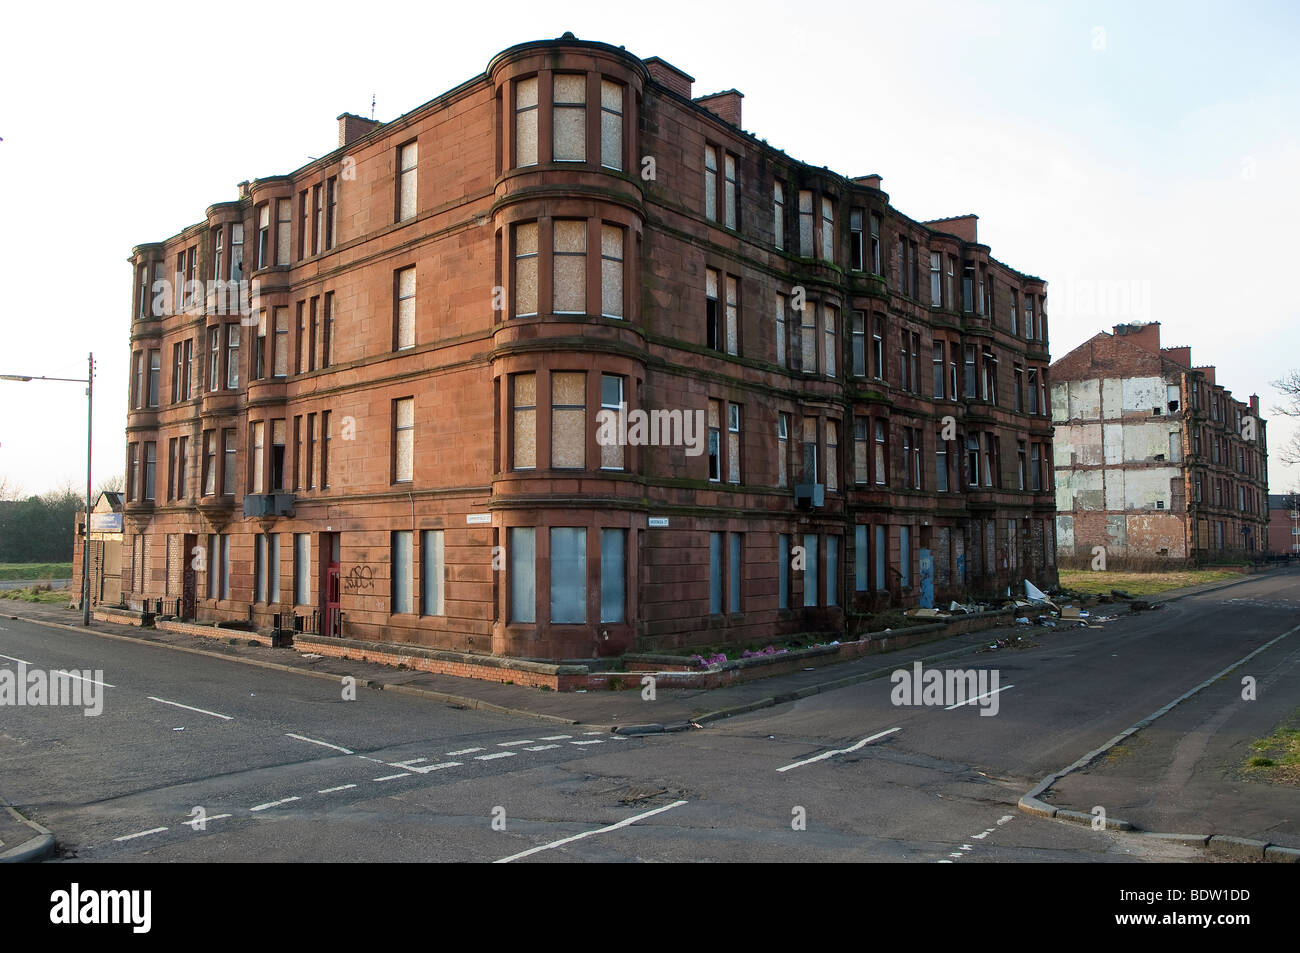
[275,198,291,265]
[600,528,626,623]
[395,266,416,350]
[601,224,623,318]
[801,300,816,371]
[727,403,741,484]
[514,222,538,317]
[251,421,265,494]
[512,373,536,469]
[725,275,738,355]
[826,420,838,492]
[515,77,538,167]
[824,304,837,378]
[775,293,787,367]
[550,527,586,623]
[854,418,868,484]
[553,220,585,314]
[421,530,444,616]
[704,145,718,221]
[724,153,737,229]
[600,80,622,170]
[551,371,586,468]
[392,531,413,615]
[777,414,789,488]
[398,141,418,221]
[273,307,289,377]
[553,74,586,162]
[773,182,784,250]
[394,397,414,483]
[821,196,834,262]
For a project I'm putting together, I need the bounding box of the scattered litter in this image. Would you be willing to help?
[1111,589,1133,600]
[803,667,815,671]
[1024,579,1049,602]
[1038,619,1057,628]
[905,608,948,618]
[172,727,185,732]
[300,653,323,660]
[1015,617,1031,625]
[575,689,587,693]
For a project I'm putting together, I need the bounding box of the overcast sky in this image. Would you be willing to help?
[2,0,1297,497]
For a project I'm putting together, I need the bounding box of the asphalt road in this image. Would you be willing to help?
[1,570,1296,863]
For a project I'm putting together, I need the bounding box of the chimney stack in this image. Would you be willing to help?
[693,89,743,128]
[338,112,381,149]
[643,56,694,99]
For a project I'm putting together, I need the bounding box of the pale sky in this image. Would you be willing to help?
[2,0,1297,497]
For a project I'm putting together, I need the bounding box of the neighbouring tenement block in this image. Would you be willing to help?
[1050,322,1268,566]
[110,34,1056,660]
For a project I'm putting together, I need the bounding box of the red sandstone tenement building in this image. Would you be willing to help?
[116,34,1057,661]
[1050,322,1268,564]
[1266,493,1299,556]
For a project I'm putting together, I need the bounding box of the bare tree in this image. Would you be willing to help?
[1270,371,1300,466]
[0,474,21,501]
[95,473,124,496]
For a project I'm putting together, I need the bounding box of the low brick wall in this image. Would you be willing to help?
[295,634,588,691]
[295,608,1017,692]
[92,608,148,627]
[155,618,277,647]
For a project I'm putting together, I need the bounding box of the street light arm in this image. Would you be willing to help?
[0,374,89,383]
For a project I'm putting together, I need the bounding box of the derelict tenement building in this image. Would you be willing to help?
[1050,322,1268,564]
[117,34,1057,661]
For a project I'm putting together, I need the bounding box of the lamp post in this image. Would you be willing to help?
[1,353,95,625]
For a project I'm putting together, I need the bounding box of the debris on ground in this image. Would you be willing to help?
[1111,589,1133,600]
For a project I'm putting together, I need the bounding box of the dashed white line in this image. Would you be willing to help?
[318,784,357,794]
[0,653,31,664]
[570,739,604,746]
[447,747,484,756]
[525,744,560,751]
[406,761,462,774]
[776,727,901,773]
[286,732,354,754]
[249,796,301,812]
[114,827,168,842]
[373,773,410,782]
[55,670,116,688]
[391,758,428,769]
[582,730,604,735]
[494,799,689,863]
[497,740,534,747]
[997,815,1014,826]
[147,696,233,720]
[476,751,516,761]
[944,685,1015,711]
[191,813,232,825]
[538,735,572,741]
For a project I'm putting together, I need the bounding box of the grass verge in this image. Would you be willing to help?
[1057,569,1243,597]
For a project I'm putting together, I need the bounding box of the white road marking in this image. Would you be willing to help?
[391,757,428,768]
[570,739,604,746]
[250,796,301,812]
[0,653,31,664]
[189,813,233,825]
[147,696,232,720]
[405,761,461,774]
[582,730,604,735]
[447,747,484,756]
[114,827,167,842]
[538,735,572,741]
[286,732,354,754]
[358,755,388,764]
[525,744,560,751]
[318,784,357,794]
[997,815,1014,826]
[776,727,901,772]
[373,773,410,782]
[55,670,115,688]
[476,751,516,761]
[948,852,964,858]
[944,684,1015,711]
[497,740,534,747]
[495,800,689,863]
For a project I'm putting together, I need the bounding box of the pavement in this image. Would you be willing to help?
[2,566,1295,863]
[2,568,1270,731]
